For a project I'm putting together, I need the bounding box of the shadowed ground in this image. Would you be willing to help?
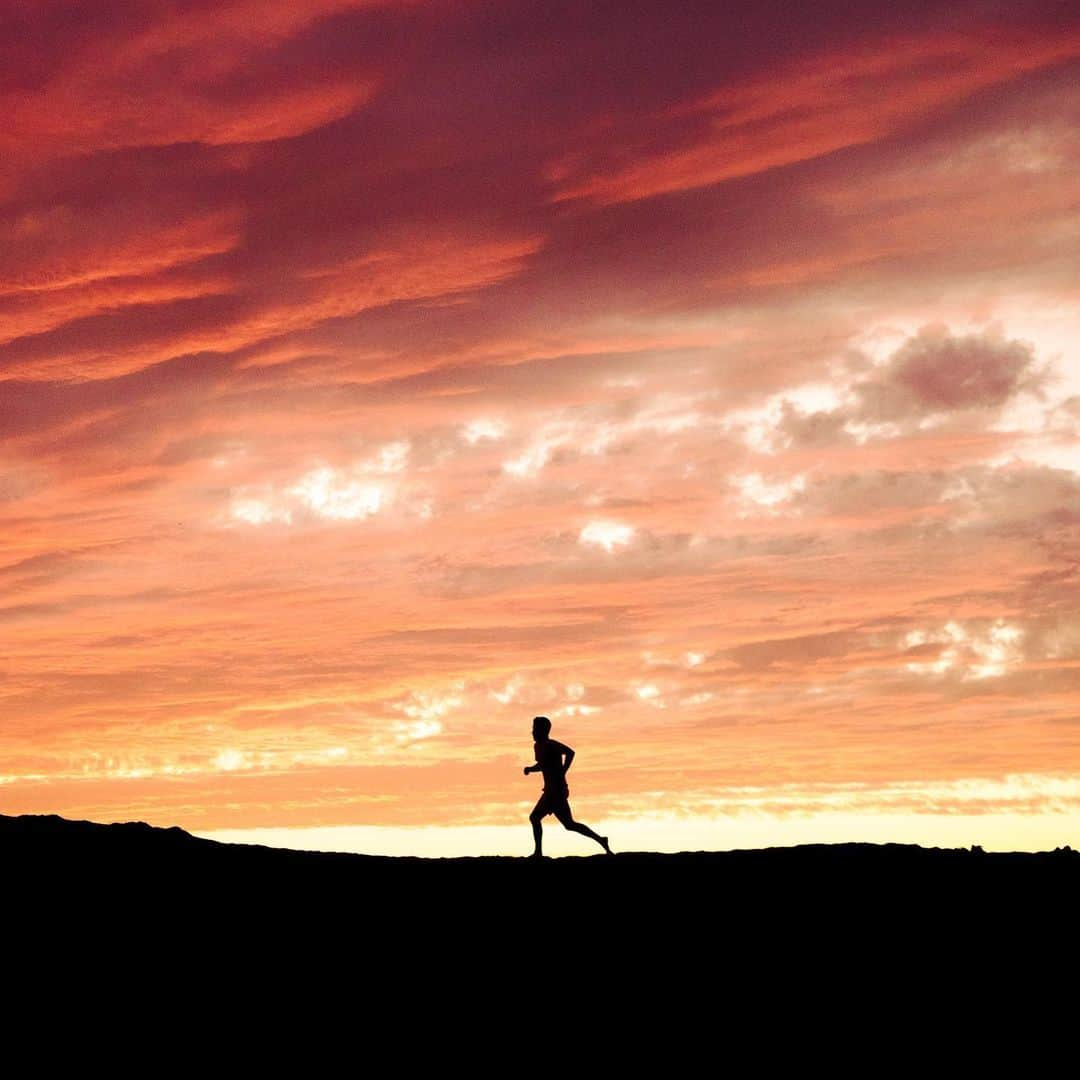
[8,811,1065,1052]
[5,812,1076,920]
[5,812,1075,1017]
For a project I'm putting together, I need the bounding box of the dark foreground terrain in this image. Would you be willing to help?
[4,812,1076,1018]
[5,812,1076,927]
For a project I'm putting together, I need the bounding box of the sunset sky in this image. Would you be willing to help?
[2,0,1079,856]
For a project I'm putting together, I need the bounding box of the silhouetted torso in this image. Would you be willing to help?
[534,738,569,797]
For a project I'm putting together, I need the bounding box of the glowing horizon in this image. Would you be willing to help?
[2,1,1078,855]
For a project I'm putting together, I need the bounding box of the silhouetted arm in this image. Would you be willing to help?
[555,741,575,774]
[523,763,540,775]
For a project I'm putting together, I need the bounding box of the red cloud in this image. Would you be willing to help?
[551,28,1080,205]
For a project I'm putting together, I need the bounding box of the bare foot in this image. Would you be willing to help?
[601,837,613,855]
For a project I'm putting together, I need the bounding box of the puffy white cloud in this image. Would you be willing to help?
[503,440,555,477]
[290,467,383,520]
[228,445,417,525]
[212,748,251,772]
[580,520,635,552]
[490,676,523,705]
[462,418,509,444]
[733,472,806,514]
[230,497,292,526]
[754,327,1048,454]
[393,689,462,724]
[680,691,714,706]
[556,703,601,717]
[363,441,410,474]
[393,718,443,743]
[902,619,1024,680]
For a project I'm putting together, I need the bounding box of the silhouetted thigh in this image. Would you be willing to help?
[553,800,574,827]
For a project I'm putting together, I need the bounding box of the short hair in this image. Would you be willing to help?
[532,715,552,735]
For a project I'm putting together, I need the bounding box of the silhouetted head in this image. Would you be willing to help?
[532,715,551,740]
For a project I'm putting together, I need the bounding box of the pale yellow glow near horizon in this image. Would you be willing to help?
[198,809,1080,859]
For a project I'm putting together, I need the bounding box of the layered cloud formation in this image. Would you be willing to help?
[2,1,1078,848]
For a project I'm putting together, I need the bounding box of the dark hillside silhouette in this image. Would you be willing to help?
[9,813,1064,1036]
[6,811,1078,1007]
[4,812,1076,940]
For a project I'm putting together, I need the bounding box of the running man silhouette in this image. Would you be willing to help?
[523,715,612,857]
